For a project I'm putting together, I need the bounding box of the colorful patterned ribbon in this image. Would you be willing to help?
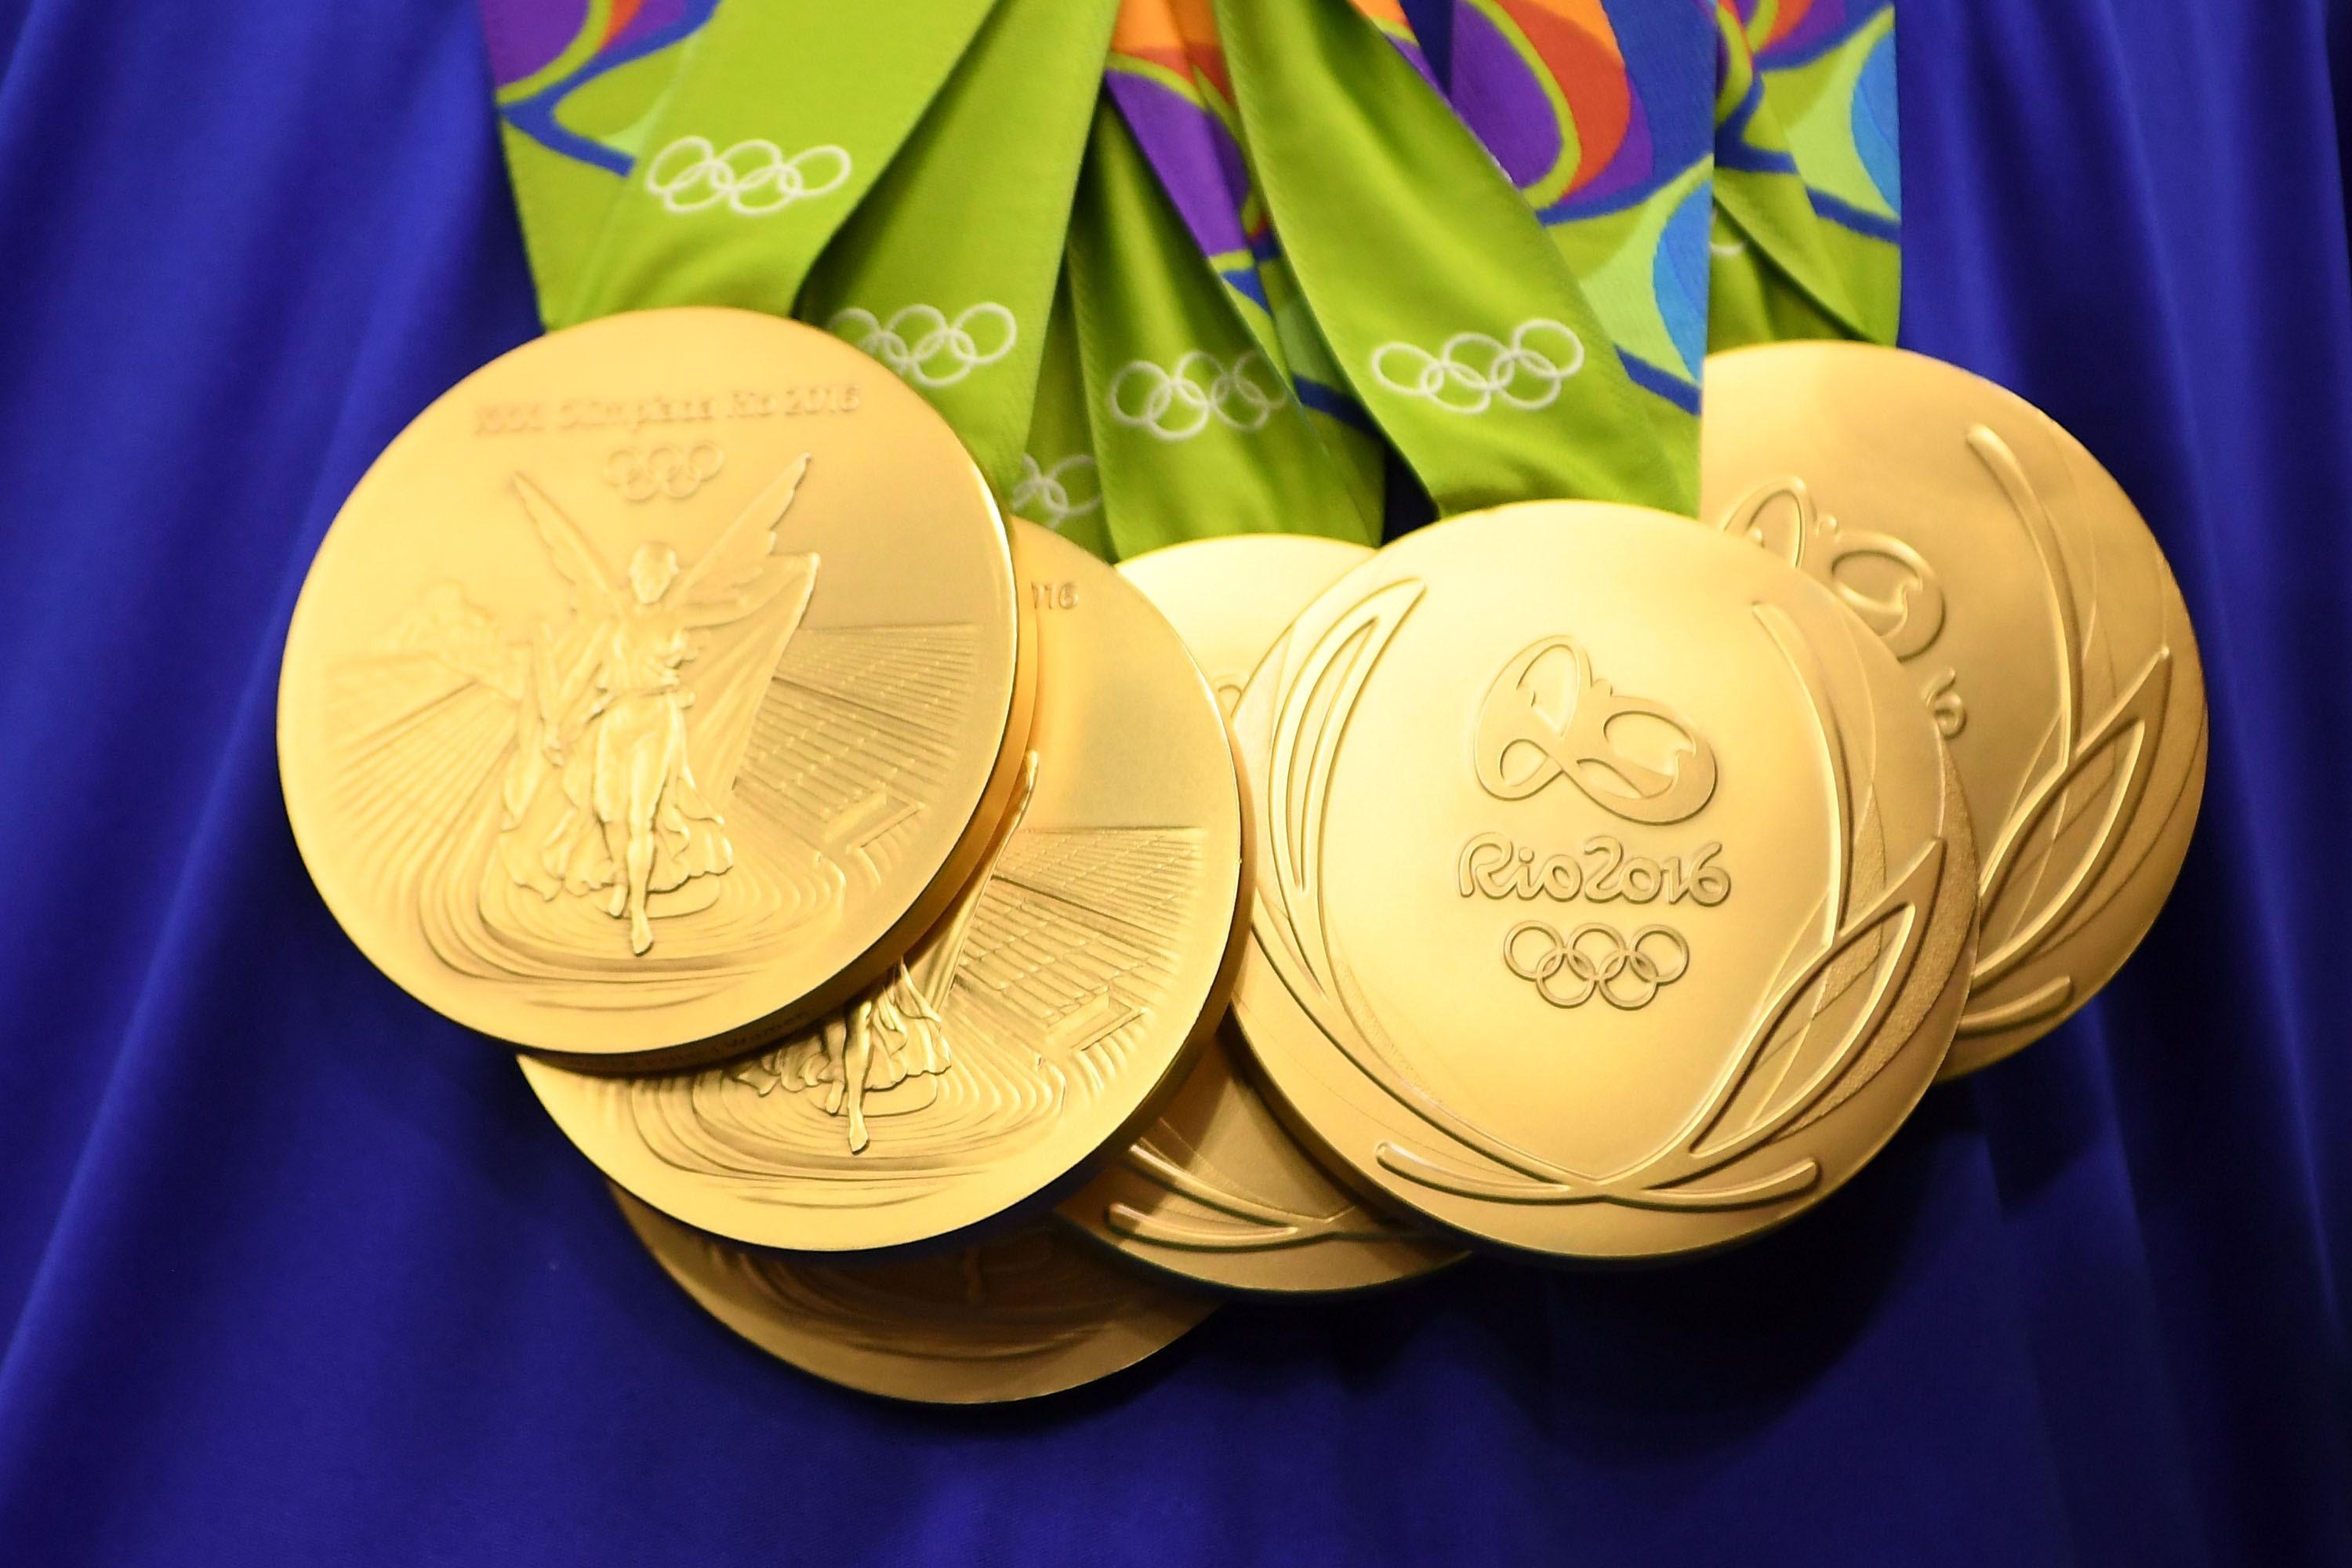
[1708,0,1900,348]
[1381,1,1719,434]
[482,0,720,318]
[474,0,1791,548]
[1216,0,1709,517]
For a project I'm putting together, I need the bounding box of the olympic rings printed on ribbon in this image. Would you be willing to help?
[1007,454,1102,530]
[1501,921,1690,1010]
[602,442,724,502]
[828,303,1016,388]
[643,136,852,216]
[1369,318,1585,414]
[1106,350,1287,441]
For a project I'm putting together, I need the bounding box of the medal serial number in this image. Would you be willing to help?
[1457,833,1730,907]
[474,386,861,437]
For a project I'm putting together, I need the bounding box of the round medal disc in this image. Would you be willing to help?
[1058,535,1464,1293]
[278,308,1033,1066]
[1701,343,2207,1075]
[1229,503,1978,1262]
[524,521,1245,1254]
[613,1187,1211,1404]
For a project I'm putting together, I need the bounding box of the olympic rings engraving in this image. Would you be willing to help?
[1502,921,1690,1011]
[643,136,852,216]
[829,303,1016,388]
[1007,453,1102,530]
[601,442,724,503]
[1106,350,1286,441]
[1370,318,1585,414]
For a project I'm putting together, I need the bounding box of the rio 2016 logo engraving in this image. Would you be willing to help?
[1257,575,1954,1210]
[1717,476,1963,737]
[1472,638,1719,1010]
[1474,637,1717,822]
[1458,833,1729,907]
[1501,922,1690,1010]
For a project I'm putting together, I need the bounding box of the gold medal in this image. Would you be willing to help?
[1112,536,1378,707]
[612,1187,1210,1404]
[278,308,1033,1066]
[1229,504,1977,1261]
[522,521,1245,1254]
[1701,343,2207,1075]
[1059,536,1463,1293]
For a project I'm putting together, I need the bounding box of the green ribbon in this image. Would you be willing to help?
[1066,102,1381,559]
[1216,0,1695,517]
[799,0,1120,494]
[1348,4,1717,470]
[1012,264,1116,558]
[1708,1,1900,349]
[483,0,1113,510]
[1104,1,1388,532]
[488,4,705,319]
[540,2,1000,323]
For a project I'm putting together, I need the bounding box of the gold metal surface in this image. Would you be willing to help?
[1229,503,1978,1261]
[524,521,1245,1254]
[1701,343,2207,1075]
[278,308,1032,1065]
[613,1186,1211,1404]
[1059,535,1464,1293]
[1116,536,1378,709]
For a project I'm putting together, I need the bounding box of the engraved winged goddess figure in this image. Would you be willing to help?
[497,457,818,953]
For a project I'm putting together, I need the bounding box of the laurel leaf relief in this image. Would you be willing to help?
[1251,585,1946,1214]
[1957,426,2171,1036]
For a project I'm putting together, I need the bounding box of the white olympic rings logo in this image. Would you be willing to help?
[829,303,1016,388]
[643,136,852,216]
[1106,350,1286,442]
[1370,318,1585,414]
[1007,454,1102,529]
[1502,921,1690,1010]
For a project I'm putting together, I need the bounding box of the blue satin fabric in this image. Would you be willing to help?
[0,2,2346,1562]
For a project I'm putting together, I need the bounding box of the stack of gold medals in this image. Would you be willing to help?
[275,1,2207,1403]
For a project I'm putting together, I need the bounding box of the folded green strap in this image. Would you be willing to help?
[1105,0,1388,532]
[1218,0,1693,517]
[1708,0,1900,350]
[1352,2,1718,477]
[483,0,1114,514]
[1014,265,1116,558]
[799,0,1119,495]
[1068,103,1381,559]
[528,2,1001,325]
